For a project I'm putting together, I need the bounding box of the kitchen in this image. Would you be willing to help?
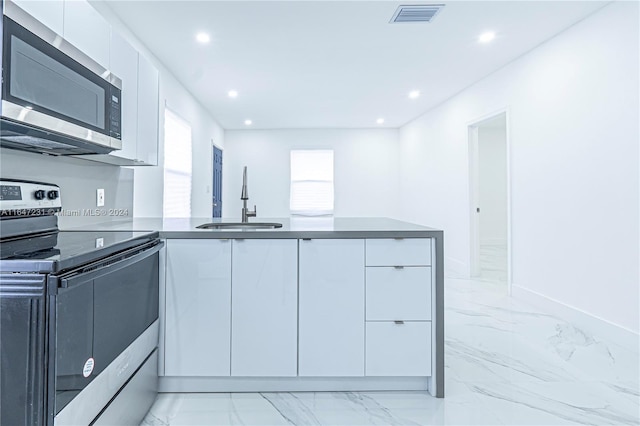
[0,1,638,425]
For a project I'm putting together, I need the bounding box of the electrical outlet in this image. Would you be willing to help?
[97,189,105,207]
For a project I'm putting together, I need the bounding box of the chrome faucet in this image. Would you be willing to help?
[240,166,257,223]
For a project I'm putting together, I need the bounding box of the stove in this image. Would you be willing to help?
[1,230,159,272]
[0,179,161,426]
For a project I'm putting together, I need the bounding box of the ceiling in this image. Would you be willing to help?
[105,1,608,130]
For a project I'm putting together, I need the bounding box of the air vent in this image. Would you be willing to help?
[390,4,444,23]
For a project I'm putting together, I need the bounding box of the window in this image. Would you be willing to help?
[163,109,192,217]
[290,150,334,215]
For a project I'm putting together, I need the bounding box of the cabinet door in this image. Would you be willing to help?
[12,0,64,35]
[366,267,432,321]
[366,322,432,376]
[231,239,297,376]
[108,30,138,161]
[366,238,432,267]
[136,53,159,165]
[63,0,110,68]
[299,239,365,376]
[165,239,231,376]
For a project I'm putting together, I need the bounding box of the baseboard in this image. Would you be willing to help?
[445,256,468,279]
[511,284,639,354]
[159,377,430,393]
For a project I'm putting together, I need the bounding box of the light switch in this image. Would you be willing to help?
[97,189,105,207]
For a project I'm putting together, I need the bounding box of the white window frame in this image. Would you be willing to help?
[290,150,334,216]
[163,108,192,218]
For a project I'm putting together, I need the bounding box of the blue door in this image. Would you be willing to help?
[212,146,223,217]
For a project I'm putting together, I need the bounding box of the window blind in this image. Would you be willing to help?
[163,109,192,218]
[290,150,334,216]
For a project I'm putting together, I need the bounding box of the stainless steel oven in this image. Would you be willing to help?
[0,1,122,155]
[0,179,160,426]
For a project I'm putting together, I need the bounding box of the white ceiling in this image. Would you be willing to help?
[105,1,607,130]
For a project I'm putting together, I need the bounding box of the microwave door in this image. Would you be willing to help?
[0,11,120,155]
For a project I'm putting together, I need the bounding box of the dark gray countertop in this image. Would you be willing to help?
[62,217,442,239]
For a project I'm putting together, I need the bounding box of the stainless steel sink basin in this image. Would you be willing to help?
[196,222,283,230]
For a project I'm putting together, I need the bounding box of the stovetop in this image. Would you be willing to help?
[0,230,159,273]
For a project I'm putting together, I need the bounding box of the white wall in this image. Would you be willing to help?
[223,129,400,219]
[92,2,225,218]
[478,125,507,246]
[399,2,639,333]
[0,148,133,227]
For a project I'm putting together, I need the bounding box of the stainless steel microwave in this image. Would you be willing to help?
[0,2,122,155]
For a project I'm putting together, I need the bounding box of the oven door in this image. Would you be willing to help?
[1,7,122,154]
[48,241,162,424]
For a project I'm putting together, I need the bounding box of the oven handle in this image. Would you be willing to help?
[58,240,164,288]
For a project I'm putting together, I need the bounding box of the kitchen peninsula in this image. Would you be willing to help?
[64,217,444,398]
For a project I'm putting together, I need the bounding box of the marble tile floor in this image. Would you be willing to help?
[479,244,508,284]
[142,277,639,426]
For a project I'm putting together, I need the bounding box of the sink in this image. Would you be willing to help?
[196,222,283,230]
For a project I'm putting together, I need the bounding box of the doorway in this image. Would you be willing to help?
[468,111,510,290]
[212,145,223,218]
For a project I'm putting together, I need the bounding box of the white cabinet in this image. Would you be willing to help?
[366,267,432,321]
[160,235,436,388]
[231,239,298,376]
[165,239,231,376]
[63,0,110,68]
[366,238,432,267]
[80,46,159,166]
[366,322,432,376]
[11,0,64,35]
[364,238,433,378]
[108,30,138,162]
[135,53,159,165]
[299,239,365,377]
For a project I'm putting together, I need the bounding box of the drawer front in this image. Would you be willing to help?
[366,239,431,266]
[365,322,431,376]
[366,267,431,321]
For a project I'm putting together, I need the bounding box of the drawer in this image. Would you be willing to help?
[366,267,431,320]
[366,238,431,266]
[365,322,431,376]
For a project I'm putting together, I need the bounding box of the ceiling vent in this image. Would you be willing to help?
[390,4,445,23]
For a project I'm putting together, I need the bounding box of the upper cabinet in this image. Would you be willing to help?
[109,30,139,163]
[11,0,63,35]
[8,0,160,166]
[135,53,159,166]
[63,0,110,69]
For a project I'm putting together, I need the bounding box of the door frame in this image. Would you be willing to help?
[212,141,223,218]
[467,107,512,293]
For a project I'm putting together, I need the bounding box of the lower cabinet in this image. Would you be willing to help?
[231,239,298,376]
[299,239,365,376]
[165,239,231,376]
[162,237,434,383]
[365,322,432,376]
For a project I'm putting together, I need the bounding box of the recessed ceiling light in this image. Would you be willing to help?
[228,90,238,98]
[195,32,210,44]
[376,118,385,124]
[408,90,420,99]
[244,119,253,126]
[478,31,496,43]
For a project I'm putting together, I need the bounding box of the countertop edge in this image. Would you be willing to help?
[157,230,443,239]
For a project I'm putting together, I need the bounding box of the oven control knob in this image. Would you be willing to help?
[47,190,59,200]
[34,190,46,200]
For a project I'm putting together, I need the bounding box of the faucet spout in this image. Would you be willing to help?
[240,166,257,223]
[241,166,249,200]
